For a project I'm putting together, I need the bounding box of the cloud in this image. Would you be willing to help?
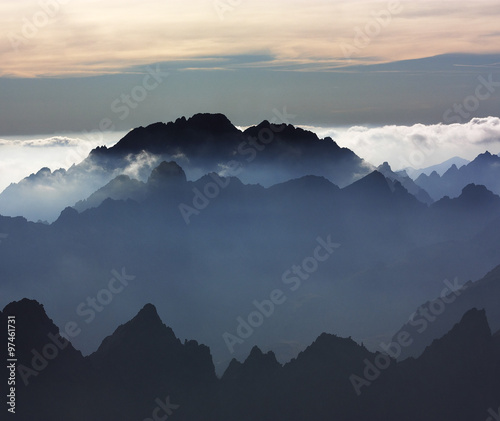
[304,116,500,171]
[0,136,81,147]
[2,1,500,77]
[0,132,126,194]
[120,151,163,181]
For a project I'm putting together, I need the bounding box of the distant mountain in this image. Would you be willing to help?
[74,174,145,212]
[3,299,499,420]
[2,160,500,369]
[405,156,469,178]
[391,263,500,361]
[0,113,372,222]
[425,183,500,240]
[415,151,500,200]
[377,161,433,204]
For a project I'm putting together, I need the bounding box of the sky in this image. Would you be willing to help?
[1,0,500,189]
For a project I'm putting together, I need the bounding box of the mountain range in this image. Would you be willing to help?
[1,155,500,368]
[1,113,500,419]
[415,151,500,200]
[2,298,499,421]
[0,114,372,222]
[2,114,500,224]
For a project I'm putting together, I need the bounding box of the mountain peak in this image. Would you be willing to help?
[186,113,238,133]
[147,161,187,185]
[135,302,162,323]
[377,161,392,173]
[92,302,180,359]
[443,163,459,175]
[222,345,280,382]
[459,183,499,205]
[343,170,390,195]
[471,150,499,164]
[2,298,46,319]
[420,308,493,362]
[2,298,82,364]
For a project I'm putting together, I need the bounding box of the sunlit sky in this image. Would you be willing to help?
[3,0,500,78]
[1,0,500,188]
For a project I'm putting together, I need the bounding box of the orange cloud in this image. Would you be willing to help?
[1,0,500,77]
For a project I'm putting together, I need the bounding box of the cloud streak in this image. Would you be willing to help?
[0,136,81,147]
[2,1,500,77]
[0,132,125,193]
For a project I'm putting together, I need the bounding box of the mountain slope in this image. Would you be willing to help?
[415,151,500,200]
[4,299,498,421]
[391,264,500,361]
[1,161,500,369]
[0,114,372,222]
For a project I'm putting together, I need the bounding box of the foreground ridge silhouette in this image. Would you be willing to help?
[2,299,499,421]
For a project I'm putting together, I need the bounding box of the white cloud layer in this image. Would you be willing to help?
[304,116,500,172]
[0,136,81,147]
[0,132,126,192]
[1,119,500,199]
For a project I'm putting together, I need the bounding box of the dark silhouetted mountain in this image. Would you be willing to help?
[426,183,500,240]
[147,160,187,184]
[86,302,219,420]
[494,330,500,351]
[415,151,500,200]
[5,299,499,421]
[2,159,500,370]
[1,300,219,421]
[110,113,241,156]
[0,114,372,222]
[381,308,500,421]
[342,170,425,218]
[391,264,500,361]
[0,299,86,421]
